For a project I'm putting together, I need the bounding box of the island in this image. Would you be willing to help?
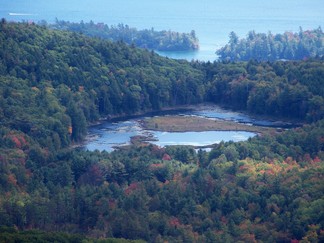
[140,115,276,134]
[217,27,324,61]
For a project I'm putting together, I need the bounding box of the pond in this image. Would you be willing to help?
[82,104,293,152]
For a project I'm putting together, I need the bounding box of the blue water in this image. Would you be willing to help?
[83,104,287,152]
[85,120,145,152]
[151,131,254,147]
[84,119,255,152]
[1,0,323,61]
[82,103,298,152]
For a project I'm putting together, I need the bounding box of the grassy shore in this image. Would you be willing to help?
[141,115,278,134]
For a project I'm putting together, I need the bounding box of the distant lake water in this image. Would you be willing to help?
[1,0,323,61]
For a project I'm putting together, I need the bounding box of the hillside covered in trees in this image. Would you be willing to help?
[217,28,324,61]
[0,20,323,242]
[50,20,199,51]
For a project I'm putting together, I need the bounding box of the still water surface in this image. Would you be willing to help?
[82,105,289,152]
[84,119,256,152]
[2,0,323,61]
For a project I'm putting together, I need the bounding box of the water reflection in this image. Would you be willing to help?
[84,120,146,152]
[83,119,255,152]
[82,104,295,152]
[151,131,254,147]
[190,105,293,127]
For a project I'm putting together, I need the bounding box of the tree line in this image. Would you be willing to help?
[50,19,199,51]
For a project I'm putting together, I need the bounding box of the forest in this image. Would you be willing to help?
[217,28,324,61]
[0,20,323,242]
[50,20,199,51]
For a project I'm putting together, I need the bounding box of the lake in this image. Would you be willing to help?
[82,104,292,152]
[1,0,323,61]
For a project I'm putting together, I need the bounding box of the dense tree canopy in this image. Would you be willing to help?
[200,59,324,121]
[217,28,324,61]
[0,20,205,141]
[0,20,323,242]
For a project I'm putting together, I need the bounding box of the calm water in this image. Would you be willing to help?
[1,0,323,61]
[151,131,254,147]
[82,103,299,152]
[82,103,294,152]
[83,119,256,152]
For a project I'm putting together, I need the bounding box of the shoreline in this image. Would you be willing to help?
[97,103,301,127]
[78,103,300,150]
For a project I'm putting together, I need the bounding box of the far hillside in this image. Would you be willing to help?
[217,27,324,61]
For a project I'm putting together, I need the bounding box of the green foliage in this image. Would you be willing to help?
[0,123,322,242]
[202,59,324,120]
[0,226,144,243]
[51,20,199,51]
[217,27,324,61]
[0,21,204,143]
[0,20,323,242]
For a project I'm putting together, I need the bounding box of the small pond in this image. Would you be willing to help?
[82,104,293,152]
